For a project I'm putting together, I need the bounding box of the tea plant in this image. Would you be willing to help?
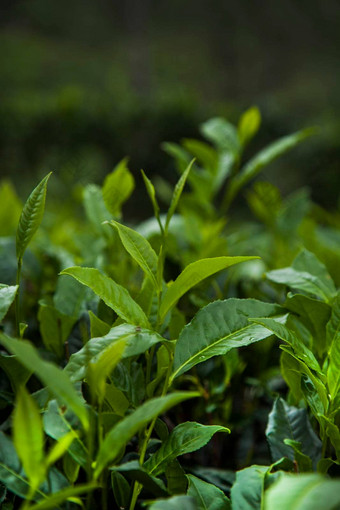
[0,110,340,510]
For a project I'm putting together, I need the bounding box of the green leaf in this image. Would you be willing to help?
[326,291,340,404]
[238,106,261,147]
[111,471,131,509]
[0,334,89,431]
[283,440,313,472]
[60,266,149,328]
[0,285,18,322]
[225,128,313,207]
[38,303,76,358]
[27,483,98,510]
[165,459,187,495]
[165,159,194,232]
[182,139,218,175]
[141,170,163,233]
[200,117,240,155]
[88,310,111,338]
[187,474,231,510]
[111,461,168,497]
[148,495,197,510]
[171,299,284,380]
[159,256,259,322]
[266,249,336,302]
[285,293,331,357]
[266,398,321,469]
[13,386,45,488]
[102,158,135,217]
[83,184,112,236]
[43,400,88,469]
[249,317,321,373]
[94,391,198,477]
[46,431,78,467]
[230,465,270,510]
[108,220,160,290]
[0,353,31,391]
[145,422,229,476]
[65,323,164,382]
[87,337,127,404]
[16,172,52,262]
[0,431,67,501]
[265,474,340,510]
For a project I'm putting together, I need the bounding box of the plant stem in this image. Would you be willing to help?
[15,258,22,338]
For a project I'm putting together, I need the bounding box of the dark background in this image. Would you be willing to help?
[1,0,340,213]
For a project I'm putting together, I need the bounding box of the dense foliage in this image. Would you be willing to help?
[1,109,340,509]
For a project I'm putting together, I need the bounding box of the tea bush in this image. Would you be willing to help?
[1,108,340,509]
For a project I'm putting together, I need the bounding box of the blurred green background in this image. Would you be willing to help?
[1,0,340,214]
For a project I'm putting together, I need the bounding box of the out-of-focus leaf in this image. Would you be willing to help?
[238,106,261,147]
[0,285,18,322]
[27,483,98,510]
[111,461,168,497]
[265,474,340,510]
[148,495,197,510]
[200,117,240,155]
[38,303,76,358]
[102,158,134,217]
[13,386,45,487]
[0,334,89,431]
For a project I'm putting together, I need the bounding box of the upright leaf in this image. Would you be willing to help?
[60,266,149,328]
[16,172,52,262]
[238,106,261,147]
[171,299,284,380]
[266,398,321,469]
[108,221,160,290]
[187,474,231,510]
[225,128,313,208]
[94,392,198,477]
[200,117,240,155]
[13,386,45,488]
[145,422,229,476]
[165,159,194,232]
[159,256,259,322]
[230,465,270,510]
[102,158,135,217]
[0,285,18,322]
[0,334,88,430]
[141,170,163,233]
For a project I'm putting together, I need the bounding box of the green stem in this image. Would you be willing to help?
[15,258,22,338]
[129,357,173,510]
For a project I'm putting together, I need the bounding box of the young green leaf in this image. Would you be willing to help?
[102,158,135,217]
[224,128,314,209]
[148,495,197,510]
[0,334,89,431]
[60,266,150,328]
[13,386,45,488]
[159,256,259,322]
[94,391,198,477]
[65,323,164,382]
[326,291,340,403]
[165,159,194,233]
[266,398,321,469]
[46,431,78,467]
[87,337,127,404]
[265,474,340,510]
[200,117,240,155]
[187,474,231,510]
[141,170,163,233]
[16,172,52,262]
[0,285,18,322]
[238,106,261,147]
[171,299,284,380]
[111,461,168,497]
[27,483,98,510]
[266,249,336,302]
[107,220,160,290]
[144,422,230,476]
